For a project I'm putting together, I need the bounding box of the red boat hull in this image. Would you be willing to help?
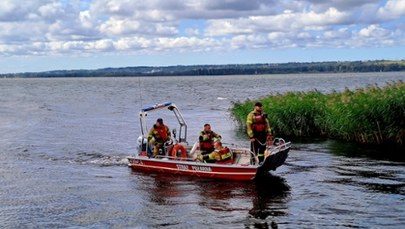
[128,157,257,181]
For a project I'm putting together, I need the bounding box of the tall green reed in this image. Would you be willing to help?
[230,80,404,146]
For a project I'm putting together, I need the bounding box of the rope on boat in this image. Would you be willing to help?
[255,138,267,146]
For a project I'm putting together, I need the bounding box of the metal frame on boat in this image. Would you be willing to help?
[127,102,291,181]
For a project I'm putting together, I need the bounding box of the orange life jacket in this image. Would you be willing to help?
[155,125,169,141]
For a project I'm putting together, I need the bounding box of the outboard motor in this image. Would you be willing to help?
[137,136,148,156]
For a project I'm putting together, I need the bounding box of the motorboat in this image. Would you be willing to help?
[127,102,291,181]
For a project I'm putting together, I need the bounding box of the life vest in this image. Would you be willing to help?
[252,112,267,132]
[216,147,232,163]
[171,144,187,160]
[154,125,169,142]
[200,142,213,151]
[199,131,215,150]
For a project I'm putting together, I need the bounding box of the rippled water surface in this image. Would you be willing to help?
[1,73,404,228]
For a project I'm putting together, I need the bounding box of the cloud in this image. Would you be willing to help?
[377,0,405,19]
[0,0,404,58]
[0,0,43,21]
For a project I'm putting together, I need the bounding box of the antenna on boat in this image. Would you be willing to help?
[138,76,144,108]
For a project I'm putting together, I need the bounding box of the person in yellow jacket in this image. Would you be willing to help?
[246,102,272,163]
[148,118,171,157]
[197,141,232,163]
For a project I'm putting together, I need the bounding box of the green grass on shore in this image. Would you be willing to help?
[230,80,405,146]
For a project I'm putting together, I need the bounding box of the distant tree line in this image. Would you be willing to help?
[2,60,405,78]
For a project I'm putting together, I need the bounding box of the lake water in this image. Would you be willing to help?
[1,72,404,228]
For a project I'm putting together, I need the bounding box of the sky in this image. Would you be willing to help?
[1,0,405,74]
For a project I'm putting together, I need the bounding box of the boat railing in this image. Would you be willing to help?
[139,102,188,144]
[154,155,196,162]
[229,147,257,165]
[137,137,290,165]
[267,138,291,155]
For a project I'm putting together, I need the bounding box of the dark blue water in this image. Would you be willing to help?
[1,73,404,228]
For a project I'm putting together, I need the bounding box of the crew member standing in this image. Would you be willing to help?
[246,102,272,163]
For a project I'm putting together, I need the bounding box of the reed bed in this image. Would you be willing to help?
[230,80,404,146]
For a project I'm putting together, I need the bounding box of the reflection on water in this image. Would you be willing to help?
[326,140,405,195]
[249,175,291,229]
[131,169,291,229]
[329,140,405,162]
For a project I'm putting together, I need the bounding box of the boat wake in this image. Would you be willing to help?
[72,152,129,166]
